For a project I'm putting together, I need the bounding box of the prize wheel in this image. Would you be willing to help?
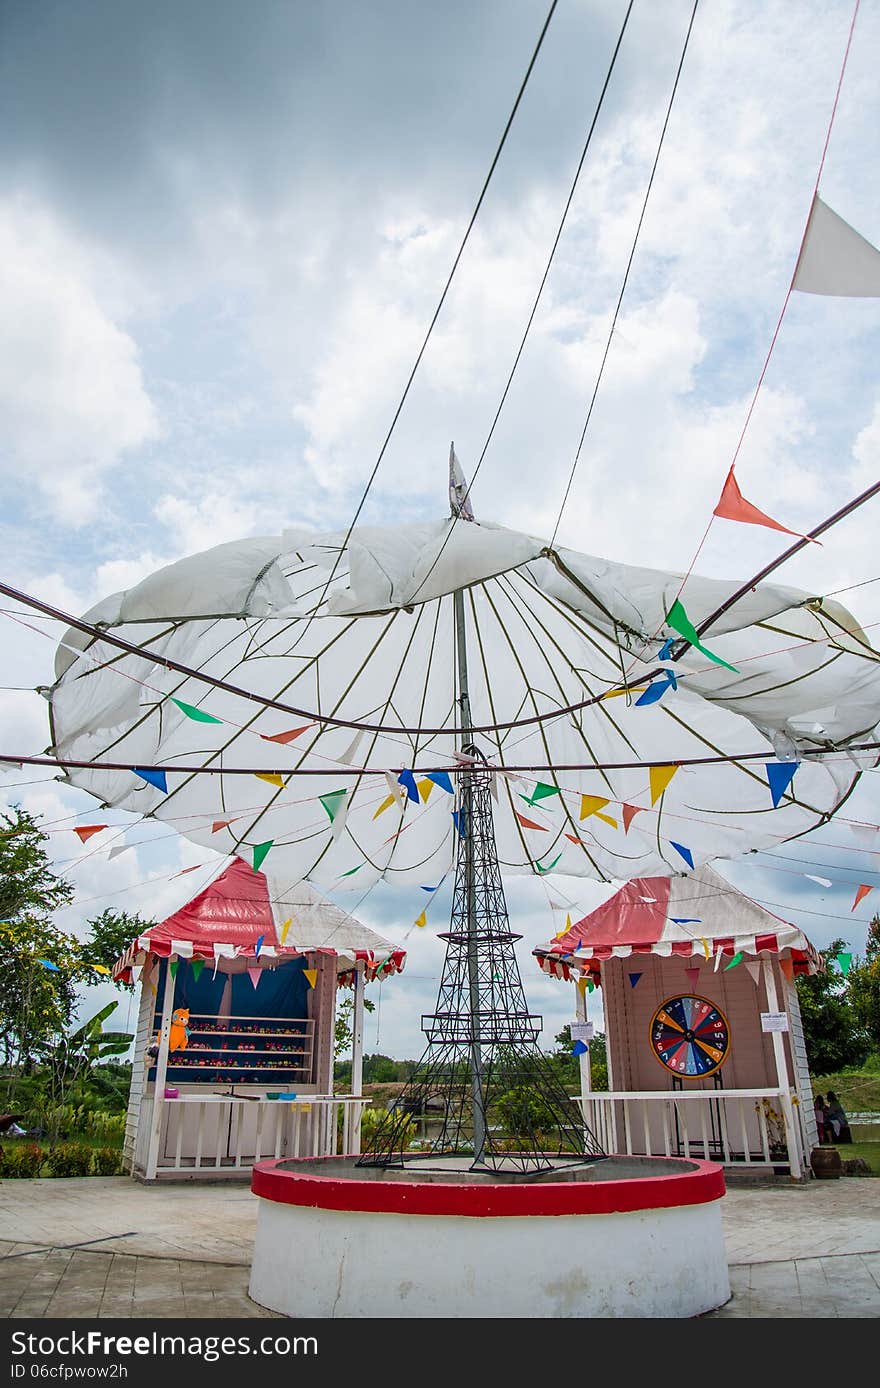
[649,994,731,1078]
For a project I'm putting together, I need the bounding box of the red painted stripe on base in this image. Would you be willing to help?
[251,1156,725,1218]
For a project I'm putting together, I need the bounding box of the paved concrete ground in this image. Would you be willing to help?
[0,1176,877,1317]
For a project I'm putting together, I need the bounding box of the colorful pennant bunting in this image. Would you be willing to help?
[170,697,222,724]
[765,761,799,808]
[211,820,231,833]
[414,911,427,929]
[778,957,795,982]
[191,958,205,981]
[805,874,832,888]
[852,884,873,911]
[516,811,548,831]
[671,917,702,924]
[279,918,292,945]
[303,968,318,989]
[255,935,264,957]
[649,764,678,805]
[452,809,466,838]
[373,794,398,819]
[37,959,59,971]
[745,960,762,985]
[723,951,744,971]
[338,730,366,765]
[247,967,262,989]
[169,959,179,978]
[255,772,285,789]
[416,778,435,803]
[835,952,853,976]
[320,790,348,840]
[253,841,273,873]
[90,964,111,976]
[670,841,694,870]
[628,972,642,989]
[684,966,701,988]
[666,599,738,673]
[572,1040,589,1057]
[700,937,711,960]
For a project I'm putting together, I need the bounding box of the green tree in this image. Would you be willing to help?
[334,994,375,1059]
[84,909,156,990]
[0,807,73,921]
[846,916,880,1054]
[0,915,91,1073]
[553,1025,608,1091]
[42,1001,133,1134]
[797,938,870,1073]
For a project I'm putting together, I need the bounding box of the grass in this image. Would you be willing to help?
[829,1141,880,1176]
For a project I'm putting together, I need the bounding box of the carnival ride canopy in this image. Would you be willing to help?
[50,517,880,891]
[112,857,405,984]
[534,864,821,980]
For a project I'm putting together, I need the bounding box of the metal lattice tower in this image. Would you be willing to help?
[358,746,605,1175]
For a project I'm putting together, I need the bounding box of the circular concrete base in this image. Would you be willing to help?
[249,1155,729,1319]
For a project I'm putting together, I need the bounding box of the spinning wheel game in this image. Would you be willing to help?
[650,995,731,1078]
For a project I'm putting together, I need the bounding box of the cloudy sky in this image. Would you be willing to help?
[2,0,880,1056]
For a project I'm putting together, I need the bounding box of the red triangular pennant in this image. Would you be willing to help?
[622,804,644,834]
[515,811,548,831]
[260,725,314,745]
[852,883,873,911]
[211,820,231,833]
[684,966,700,988]
[713,466,816,543]
[73,825,107,843]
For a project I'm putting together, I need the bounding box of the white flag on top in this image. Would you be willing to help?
[448,443,475,521]
[793,195,880,297]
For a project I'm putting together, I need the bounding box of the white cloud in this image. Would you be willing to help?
[0,198,160,524]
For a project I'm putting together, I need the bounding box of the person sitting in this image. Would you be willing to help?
[813,1093,829,1144]
[825,1091,852,1144]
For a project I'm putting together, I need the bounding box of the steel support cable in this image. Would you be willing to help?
[550,0,700,548]
[301,0,561,626]
[406,0,636,607]
[4,740,880,778]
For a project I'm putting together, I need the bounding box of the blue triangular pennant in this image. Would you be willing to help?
[397,769,420,804]
[572,1040,589,1056]
[452,809,466,838]
[765,760,799,809]
[658,639,676,661]
[426,771,454,794]
[134,767,168,794]
[670,841,694,869]
[255,935,264,957]
[628,972,643,989]
[635,670,677,706]
[670,917,702,925]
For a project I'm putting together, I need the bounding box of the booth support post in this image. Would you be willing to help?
[574,979,592,1093]
[350,961,366,1154]
[145,960,177,1181]
[761,956,802,1179]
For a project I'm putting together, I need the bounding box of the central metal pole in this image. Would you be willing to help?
[454,585,487,1165]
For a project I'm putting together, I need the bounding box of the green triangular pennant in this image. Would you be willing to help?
[170,697,223,724]
[319,789,347,822]
[253,841,274,873]
[536,854,562,874]
[341,864,362,877]
[836,952,853,976]
[191,958,205,981]
[527,783,560,807]
[723,951,744,971]
[169,959,179,978]
[666,600,738,673]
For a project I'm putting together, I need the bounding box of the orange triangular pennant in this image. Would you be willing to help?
[622,804,645,833]
[73,825,107,843]
[713,466,817,543]
[516,811,548,831]
[260,725,314,745]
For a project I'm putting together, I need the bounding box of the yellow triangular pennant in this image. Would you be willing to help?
[255,772,285,789]
[576,976,590,995]
[700,937,710,960]
[417,778,434,803]
[373,793,397,819]
[304,968,318,988]
[580,794,610,820]
[279,918,292,945]
[600,686,648,700]
[649,764,679,806]
[414,910,427,928]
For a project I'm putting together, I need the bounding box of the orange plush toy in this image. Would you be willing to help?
[167,1008,190,1052]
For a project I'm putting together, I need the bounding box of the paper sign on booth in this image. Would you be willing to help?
[570,1021,594,1043]
[760,1012,789,1033]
